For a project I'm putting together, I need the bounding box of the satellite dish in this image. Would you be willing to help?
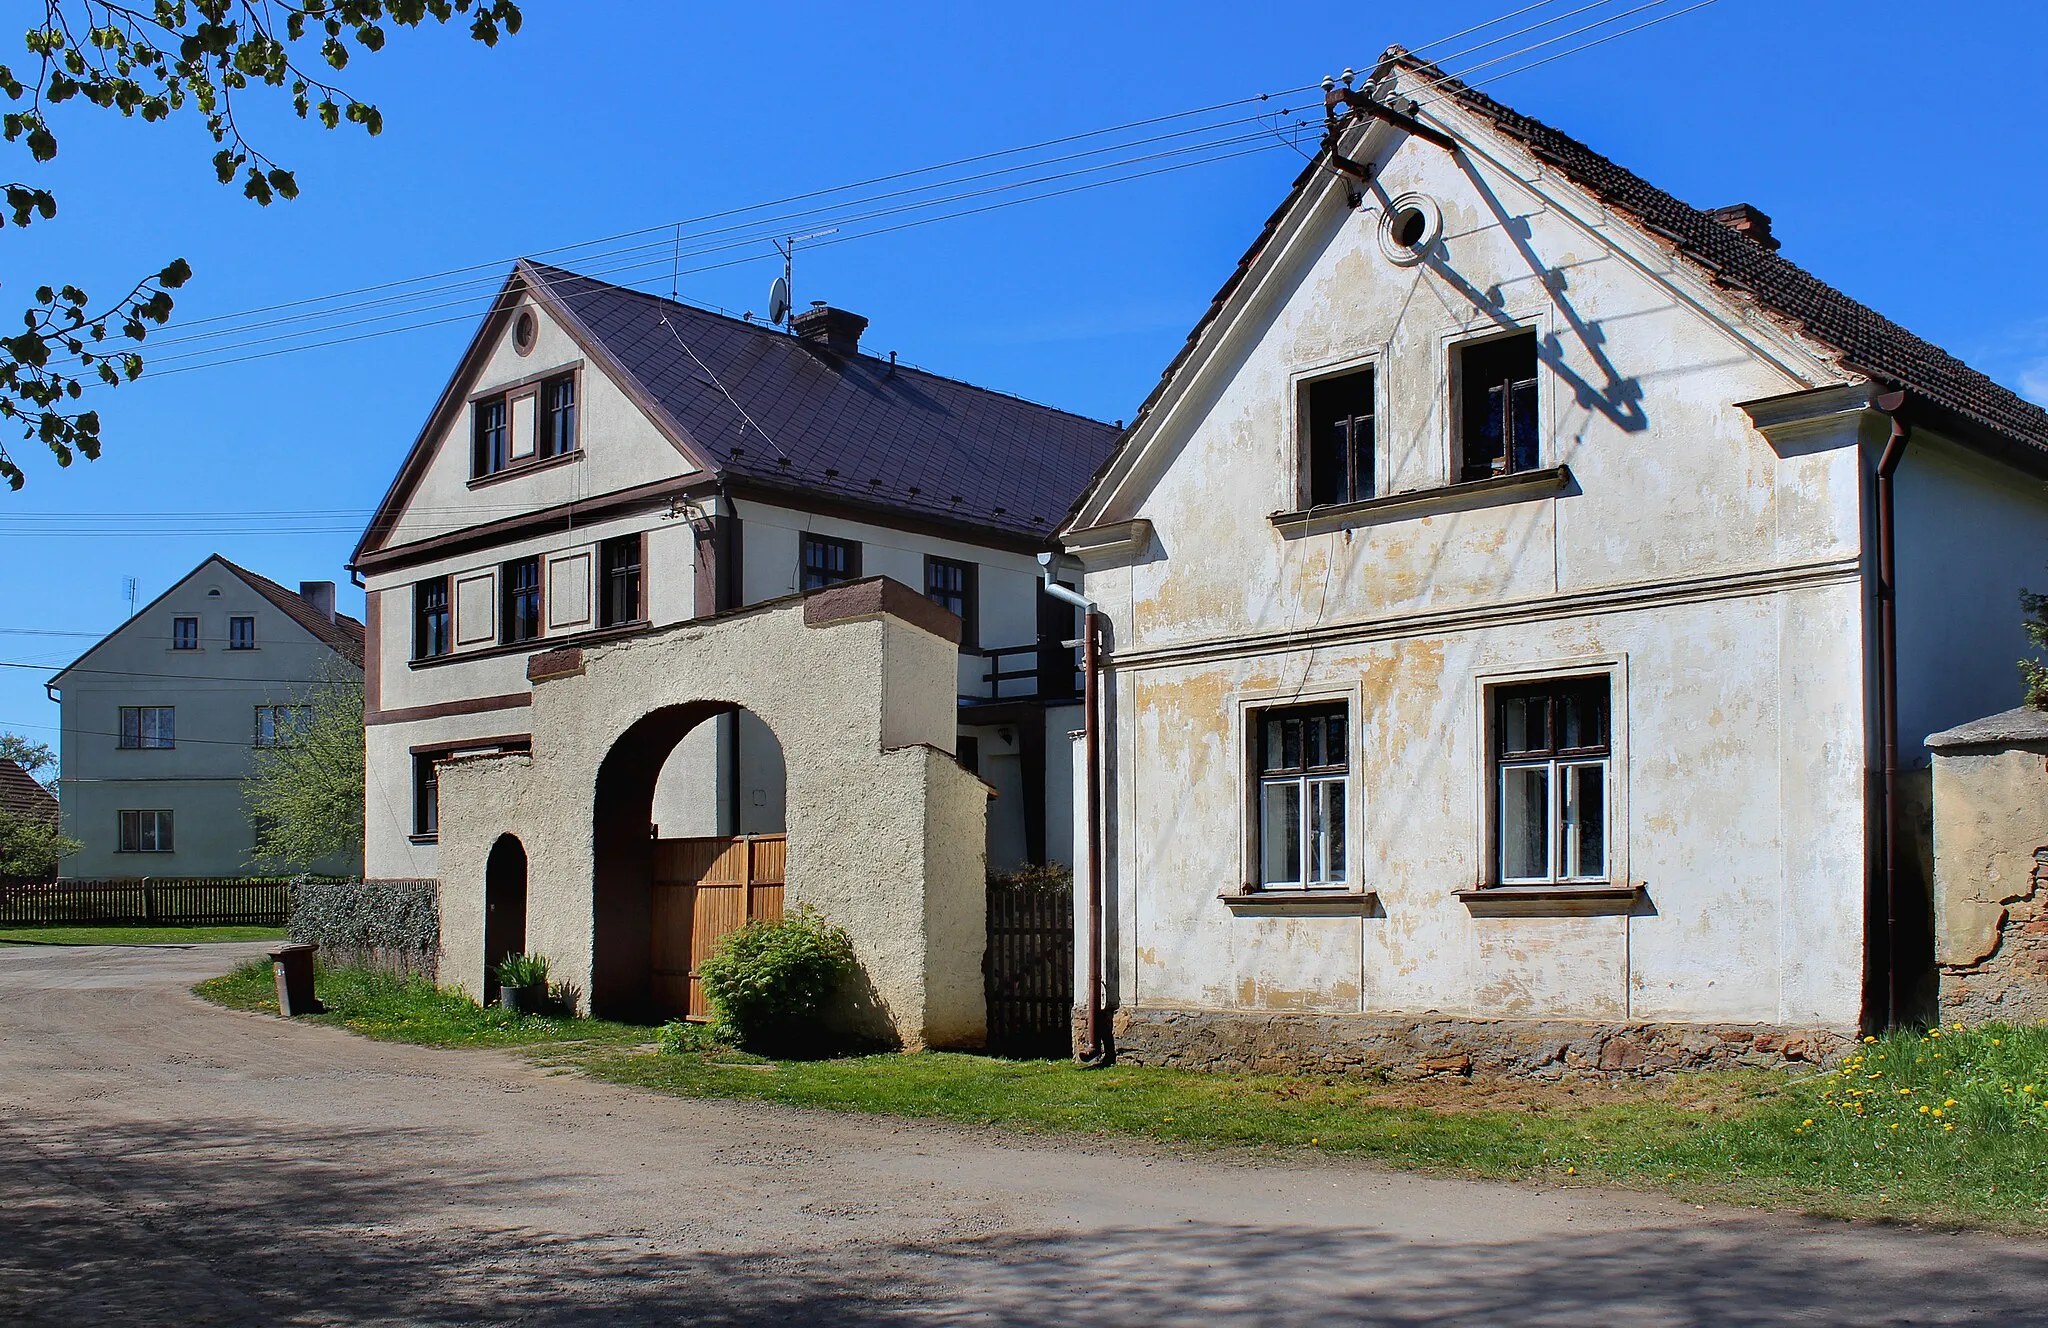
[767,275,790,326]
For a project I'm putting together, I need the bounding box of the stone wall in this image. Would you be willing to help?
[1103,1007,1849,1079]
[1929,707,2048,1023]
[1940,848,2048,1024]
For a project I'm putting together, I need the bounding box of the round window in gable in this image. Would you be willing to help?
[1377,192,1442,266]
[513,308,537,355]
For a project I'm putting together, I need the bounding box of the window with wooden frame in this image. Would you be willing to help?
[1304,367,1376,507]
[118,809,173,852]
[413,575,451,659]
[540,374,578,458]
[253,704,311,748]
[118,705,174,749]
[1492,676,1610,885]
[500,555,542,644]
[171,616,199,651]
[227,615,256,650]
[924,555,978,649]
[801,533,860,590]
[472,396,509,477]
[1253,703,1348,889]
[413,752,441,838]
[599,534,643,628]
[1456,330,1540,483]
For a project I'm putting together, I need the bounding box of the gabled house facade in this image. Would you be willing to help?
[47,556,366,879]
[351,263,1119,887]
[1058,50,2048,1069]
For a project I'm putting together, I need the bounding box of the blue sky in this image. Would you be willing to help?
[4,0,2046,754]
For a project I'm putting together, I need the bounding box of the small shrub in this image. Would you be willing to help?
[495,952,549,988]
[655,1018,717,1055]
[698,905,857,1052]
[989,861,1074,893]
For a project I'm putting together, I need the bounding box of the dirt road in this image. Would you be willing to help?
[3,942,2044,1325]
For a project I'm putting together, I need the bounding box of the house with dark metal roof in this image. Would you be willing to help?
[45,555,365,879]
[350,262,1119,892]
[1053,47,2048,1068]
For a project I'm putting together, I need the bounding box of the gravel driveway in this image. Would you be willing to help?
[3,941,2045,1326]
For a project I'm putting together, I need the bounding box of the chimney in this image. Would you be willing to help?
[790,302,868,356]
[300,580,337,623]
[1704,202,1780,252]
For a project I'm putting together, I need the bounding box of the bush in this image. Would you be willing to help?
[697,905,857,1053]
[495,952,549,988]
[289,878,439,955]
[655,1018,717,1055]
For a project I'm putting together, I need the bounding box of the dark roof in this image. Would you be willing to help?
[217,559,365,667]
[525,262,1121,538]
[1398,50,2048,465]
[1074,49,2048,528]
[0,758,57,827]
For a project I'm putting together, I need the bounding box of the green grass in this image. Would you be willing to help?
[196,957,647,1049]
[193,960,2048,1230]
[1,924,286,946]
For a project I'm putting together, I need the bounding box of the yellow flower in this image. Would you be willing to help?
[1920,1106,1931,1114]
[1932,1109,1944,1118]
[1801,1119,1814,1127]
[1945,1099,1957,1107]
[1890,1123,1900,1130]
[1954,1022,1964,1032]
[1566,1166,1576,1175]
[1863,1035,1877,1043]
[1993,1039,2003,1046]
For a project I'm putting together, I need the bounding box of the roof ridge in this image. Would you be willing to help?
[521,260,1121,431]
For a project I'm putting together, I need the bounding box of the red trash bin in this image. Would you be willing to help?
[269,943,324,1016]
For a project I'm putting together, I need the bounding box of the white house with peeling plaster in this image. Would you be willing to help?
[1058,49,2048,1066]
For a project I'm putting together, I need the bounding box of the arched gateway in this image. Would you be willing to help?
[432,579,989,1048]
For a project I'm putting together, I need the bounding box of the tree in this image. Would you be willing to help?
[0,732,57,785]
[243,671,363,872]
[0,806,77,877]
[2022,582,2048,710]
[0,0,522,490]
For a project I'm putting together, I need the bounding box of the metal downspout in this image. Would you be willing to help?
[1040,561,1106,1062]
[1873,390,1911,1031]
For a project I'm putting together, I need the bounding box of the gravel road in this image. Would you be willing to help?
[3,941,2045,1325]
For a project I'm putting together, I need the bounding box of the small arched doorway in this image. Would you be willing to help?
[591,702,787,1021]
[482,834,528,1005]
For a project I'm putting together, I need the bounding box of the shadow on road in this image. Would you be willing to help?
[4,1114,2043,1326]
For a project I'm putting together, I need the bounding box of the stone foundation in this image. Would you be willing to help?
[1102,1007,1851,1079]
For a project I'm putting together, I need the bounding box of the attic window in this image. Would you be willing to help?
[513,309,537,355]
[1378,193,1441,266]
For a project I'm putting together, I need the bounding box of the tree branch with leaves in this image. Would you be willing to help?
[0,0,521,489]
[243,669,364,873]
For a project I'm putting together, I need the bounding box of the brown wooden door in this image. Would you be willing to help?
[649,834,786,1021]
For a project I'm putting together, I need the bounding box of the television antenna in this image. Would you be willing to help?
[768,228,839,326]
[121,575,139,618]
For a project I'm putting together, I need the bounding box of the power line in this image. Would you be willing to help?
[0,659,362,685]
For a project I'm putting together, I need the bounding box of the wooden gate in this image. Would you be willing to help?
[982,872,1075,1058]
[650,834,787,1020]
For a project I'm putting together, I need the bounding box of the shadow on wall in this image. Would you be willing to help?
[8,1114,2048,1325]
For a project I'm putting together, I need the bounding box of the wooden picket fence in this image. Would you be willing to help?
[0,877,294,927]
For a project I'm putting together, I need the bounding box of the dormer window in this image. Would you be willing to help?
[1456,331,1540,483]
[473,397,509,476]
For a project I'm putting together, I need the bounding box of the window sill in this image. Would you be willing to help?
[408,833,439,845]
[1454,883,1643,917]
[1220,889,1380,917]
[468,447,583,490]
[1271,464,1573,535]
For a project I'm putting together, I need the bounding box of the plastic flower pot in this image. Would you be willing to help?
[499,983,546,1016]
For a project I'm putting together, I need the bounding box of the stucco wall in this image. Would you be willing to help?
[1929,710,2048,1021]
[1067,95,1876,1035]
[434,581,986,1048]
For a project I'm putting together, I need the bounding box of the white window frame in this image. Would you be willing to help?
[1472,655,1629,890]
[1232,681,1363,893]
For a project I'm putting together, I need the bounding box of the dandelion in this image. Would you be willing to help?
[1567,1166,1576,1175]
[1801,1119,1814,1128]
[1890,1123,1900,1130]
[1932,1109,1943,1118]
[1945,1099,1957,1107]
[1944,1123,1956,1132]
[1954,1022,1964,1032]
[1920,1106,1931,1114]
